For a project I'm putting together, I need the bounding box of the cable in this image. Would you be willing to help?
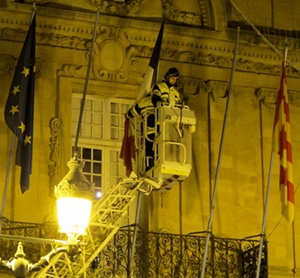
[227,0,300,73]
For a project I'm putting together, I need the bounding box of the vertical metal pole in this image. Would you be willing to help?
[255,152,274,278]
[129,192,142,273]
[292,221,297,277]
[200,27,240,278]
[73,7,100,154]
[0,135,16,234]
[256,43,289,278]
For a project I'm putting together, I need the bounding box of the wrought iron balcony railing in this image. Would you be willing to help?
[0,219,267,277]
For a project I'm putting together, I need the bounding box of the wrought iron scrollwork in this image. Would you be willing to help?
[0,220,267,277]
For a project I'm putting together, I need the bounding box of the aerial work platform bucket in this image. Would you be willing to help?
[135,103,196,190]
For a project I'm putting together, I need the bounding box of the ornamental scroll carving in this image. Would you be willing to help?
[87,0,208,27]
[206,80,228,103]
[0,54,15,76]
[0,54,47,76]
[57,24,139,82]
[256,87,300,108]
[91,25,137,82]
[48,117,62,197]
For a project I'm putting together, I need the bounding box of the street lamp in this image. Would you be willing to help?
[54,155,94,241]
[54,7,100,242]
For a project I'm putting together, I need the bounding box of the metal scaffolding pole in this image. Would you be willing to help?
[200,27,240,278]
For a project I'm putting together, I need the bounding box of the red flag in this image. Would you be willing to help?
[272,62,294,222]
[120,118,135,177]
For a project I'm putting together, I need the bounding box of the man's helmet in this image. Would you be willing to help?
[164,67,180,80]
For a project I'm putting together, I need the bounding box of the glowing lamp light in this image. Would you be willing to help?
[55,156,94,238]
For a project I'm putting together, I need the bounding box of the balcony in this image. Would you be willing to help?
[0,219,267,277]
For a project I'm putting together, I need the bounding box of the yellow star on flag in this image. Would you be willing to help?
[22,67,30,77]
[24,135,31,145]
[18,122,26,133]
[12,85,21,95]
[10,105,19,115]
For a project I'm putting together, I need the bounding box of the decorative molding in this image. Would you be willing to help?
[236,57,280,75]
[206,80,228,102]
[91,25,137,82]
[179,77,207,103]
[256,87,300,108]
[38,31,87,50]
[0,27,87,50]
[35,58,48,74]
[2,24,300,78]
[86,0,208,27]
[48,117,62,197]
[163,0,206,27]
[255,87,277,109]
[0,53,46,76]
[57,64,84,77]
[0,54,15,76]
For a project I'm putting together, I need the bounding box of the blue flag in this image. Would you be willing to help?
[4,14,36,193]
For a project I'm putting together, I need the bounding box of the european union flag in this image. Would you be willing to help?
[4,14,36,193]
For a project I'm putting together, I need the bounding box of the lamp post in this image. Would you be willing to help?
[54,6,100,242]
[54,155,94,242]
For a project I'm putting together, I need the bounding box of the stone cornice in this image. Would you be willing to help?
[1,5,300,83]
[1,20,300,79]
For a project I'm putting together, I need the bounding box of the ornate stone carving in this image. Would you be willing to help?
[179,77,208,103]
[163,0,210,26]
[287,90,300,107]
[256,87,300,108]
[38,32,86,49]
[57,64,84,77]
[255,87,277,109]
[92,25,137,82]
[86,0,208,26]
[35,58,48,74]
[0,54,15,76]
[0,27,87,50]
[48,117,62,196]
[236,57,280,75]
[206,80,228,102]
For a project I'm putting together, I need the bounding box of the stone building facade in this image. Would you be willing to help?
[1,0,300,277]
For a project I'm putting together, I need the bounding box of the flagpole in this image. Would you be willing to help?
[255,44,289,278]
[283,42,297,278]
[0,136,16,234]
[129,16,165,273]
[255,151,274,278]
[200,26,240,278]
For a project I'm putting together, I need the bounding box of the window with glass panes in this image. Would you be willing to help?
[72,95,133,198]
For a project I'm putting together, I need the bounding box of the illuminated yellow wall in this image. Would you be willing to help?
[0,1,300,277]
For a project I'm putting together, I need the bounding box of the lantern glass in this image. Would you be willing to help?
[56,197,92,235]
